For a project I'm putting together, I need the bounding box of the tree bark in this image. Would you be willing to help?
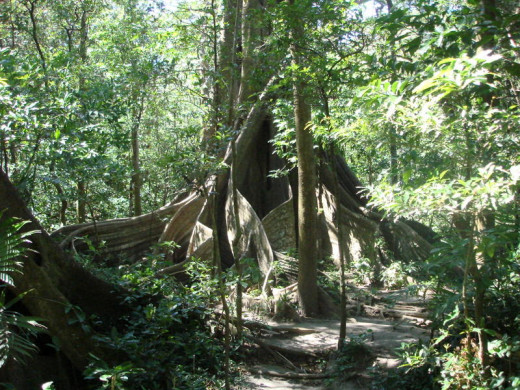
[24,0,47,83]
[76,180,87,223]
[1,130,8,176]
[289,0,319,317]
[231,139,243,337]
[389,126,399,185]
[50,161,67,226]
[237,0,256,108]
[131,94,144,216]
[76,4,90,224]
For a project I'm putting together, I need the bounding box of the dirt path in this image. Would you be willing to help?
[237,293,430,389]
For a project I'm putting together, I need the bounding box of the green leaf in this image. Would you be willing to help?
[403,169,412,184]
[413,78,437,94]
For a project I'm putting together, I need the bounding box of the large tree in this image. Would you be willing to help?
[0,0,436,384]
[50,0,433,309]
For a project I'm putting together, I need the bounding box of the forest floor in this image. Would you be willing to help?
[236,289,431,389]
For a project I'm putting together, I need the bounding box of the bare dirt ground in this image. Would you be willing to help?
[236,290,431,389]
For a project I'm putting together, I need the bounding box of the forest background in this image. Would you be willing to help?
[0,0,519,389]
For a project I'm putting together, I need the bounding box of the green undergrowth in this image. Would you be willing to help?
[327,332,375,386]
[76,250,239,390]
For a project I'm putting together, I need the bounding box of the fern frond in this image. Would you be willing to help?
[0,210,39,286]
[0,211,43,367]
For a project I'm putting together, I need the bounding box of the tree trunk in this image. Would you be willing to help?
[389,126,399,185]
[24,0,47,88]
[131,96,144,216]
[49,160,67,225]
[321,90,348,346]
[1,130,8,175]
[76,5,90,224]
[76,181,87,223]
[0,169,129,370]
[289,0,319,317]
[237,0,258,108]
[53,178,68,226]
[231,139,244,337]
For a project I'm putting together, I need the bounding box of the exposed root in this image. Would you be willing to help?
[248,367,334,379]
[249,336,322,358]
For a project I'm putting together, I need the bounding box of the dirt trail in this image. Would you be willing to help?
[237,292,430,389]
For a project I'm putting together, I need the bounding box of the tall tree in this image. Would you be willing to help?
[288,0,319,316]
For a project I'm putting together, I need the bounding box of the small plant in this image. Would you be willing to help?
[381,261,410,290]
[273,293,299,321]
[330,331,375,384]
[350,257,373,285]
[372,340,438,389]
[237,257,263,291]
[84,357,144,390]
[393,324,520,389]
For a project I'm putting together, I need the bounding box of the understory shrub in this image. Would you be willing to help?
[84,256,233,389]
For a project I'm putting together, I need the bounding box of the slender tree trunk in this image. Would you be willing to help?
[237,0,253,107]
[320,89,348,346]
[457,213,489,367]
[79,5,88,89]
[205,0,243,144]
[319,86,347,344]
[231,139,243,337]
[131,95,144,216]
[24,0,48,89]
[131,127,142,216]
[335,152,348,346]
[469,231,488,367]
[76,5,90,224]
[77,181,87,223]
[222,0,241,125]
[9,143,16,168]
[208,180,231,390]
[50,161,67,225]
[289,0,319,317]
[515,185,520,246]
[205,0,223,143]
[384,0,401,187]
[0,130,7,176]
[367,151,374,186]
[389,126,399,185]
